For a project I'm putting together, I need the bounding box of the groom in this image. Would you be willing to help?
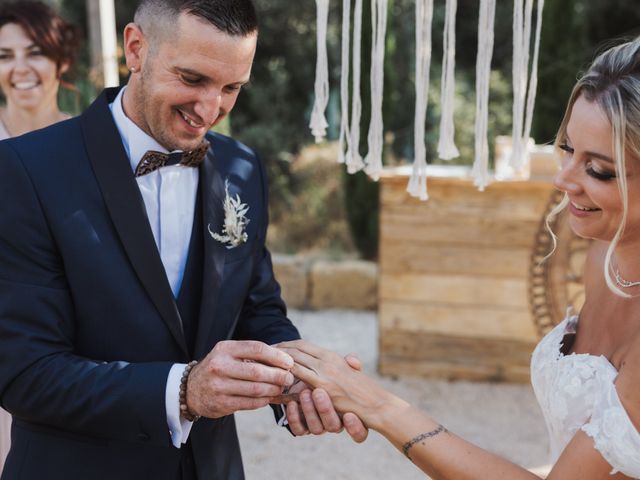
[0,1,363,479]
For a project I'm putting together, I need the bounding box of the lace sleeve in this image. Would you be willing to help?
[581,380,640,477]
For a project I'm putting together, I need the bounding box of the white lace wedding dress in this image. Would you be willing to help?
[531,309,640,478]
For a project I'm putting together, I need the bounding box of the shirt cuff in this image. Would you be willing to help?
[166,363,195,448]
[277,404,288,427]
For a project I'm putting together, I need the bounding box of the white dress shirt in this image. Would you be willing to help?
[109,87,194,448]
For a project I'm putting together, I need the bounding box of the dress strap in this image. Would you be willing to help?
[581,380,640,477]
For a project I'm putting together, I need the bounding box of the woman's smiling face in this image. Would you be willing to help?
[553,94,640,244]
[0,22,64,111]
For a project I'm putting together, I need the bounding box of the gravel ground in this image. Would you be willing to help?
[236,309,551,479]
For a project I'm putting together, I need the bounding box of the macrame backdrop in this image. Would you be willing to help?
[407,0,434,200]
[309,0,330,143]
[515,0,545,170]
[472,0,496,191]
[337,0,352,165]
[437,0,460,161]
[364,0,389,181]
[310,0,545,199]
[344,0,366,174]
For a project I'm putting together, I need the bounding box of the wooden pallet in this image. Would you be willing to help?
[378,168,555,382]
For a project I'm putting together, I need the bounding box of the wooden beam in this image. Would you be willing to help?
[86,0,119,89]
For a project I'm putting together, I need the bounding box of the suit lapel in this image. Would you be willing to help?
[194,146,227,357]
[80,88,188,357]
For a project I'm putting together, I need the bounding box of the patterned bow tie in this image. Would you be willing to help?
[135,140,210,177]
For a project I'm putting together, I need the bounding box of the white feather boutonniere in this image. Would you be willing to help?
[208,180,250,249]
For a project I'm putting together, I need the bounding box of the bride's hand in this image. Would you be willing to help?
[276,340,408,430]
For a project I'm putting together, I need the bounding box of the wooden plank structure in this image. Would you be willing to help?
[378,166,555,382]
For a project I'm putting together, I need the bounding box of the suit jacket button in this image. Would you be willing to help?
[137,433,150,441]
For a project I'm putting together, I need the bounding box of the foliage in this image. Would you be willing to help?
[230,0,341,221]
[343,170,378,259]
[532,0,640,144]
[266,143,355,256]
[342,0,377,260]
[56,0,640,258]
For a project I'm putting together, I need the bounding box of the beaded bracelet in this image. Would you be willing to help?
[179,360,200,422]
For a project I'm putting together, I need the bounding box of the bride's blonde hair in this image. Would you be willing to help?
[547,36,640,297]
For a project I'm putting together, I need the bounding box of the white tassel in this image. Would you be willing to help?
[346,0,365,173]
[364,0,389,181]
[338,0,352,164]
[511,0,524,169]
[522,0,545,153]
[510,0,537,170]
[407,0,434,201]
[437,0,460,161]
[472,0,496,191]
[309,0,330,143]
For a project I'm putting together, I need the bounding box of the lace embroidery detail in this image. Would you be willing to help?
[582,381,640,477]
[531,309,640,476]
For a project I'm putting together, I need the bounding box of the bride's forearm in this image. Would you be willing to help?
[370,403,541,480]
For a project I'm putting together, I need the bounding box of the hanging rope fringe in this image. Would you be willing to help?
[472,0,496,191]
[345,0,365,173]
[364,0,389,181]
[338,0,352,164]
[510,0,528,170]
[309,0,330,143]
[317,0,544,202]
[522,0,545,155]
[510,0,543,171]
[407,0,434,200]
[437,0,460,161]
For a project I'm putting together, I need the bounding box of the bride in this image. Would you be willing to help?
[279,36,640,479]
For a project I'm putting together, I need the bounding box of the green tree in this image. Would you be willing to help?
[342,0,378,260]
[532,0,640,144]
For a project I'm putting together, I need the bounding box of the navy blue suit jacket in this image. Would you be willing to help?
[0,88,299,479]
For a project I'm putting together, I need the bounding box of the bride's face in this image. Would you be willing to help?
[553,95,640,244]
[0,23,65,111]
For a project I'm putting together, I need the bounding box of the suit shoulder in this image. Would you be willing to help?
[207,131,258,161]
[4,117,82,163]
[205,132,268,200]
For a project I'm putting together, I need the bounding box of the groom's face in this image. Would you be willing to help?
[127,13,256,152]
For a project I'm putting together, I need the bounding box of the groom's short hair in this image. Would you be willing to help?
[135,0,258,48]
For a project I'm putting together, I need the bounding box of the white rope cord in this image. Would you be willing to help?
[364,0,389,181]
[437,0,460,161]
[522,0,545,156]
[510,0,535,170]
[407,0,434,200]
[309,0,330,143]
[338,0,352,164]
[346,0,365,173]
[471,0,496,191]
[511,0,524,169]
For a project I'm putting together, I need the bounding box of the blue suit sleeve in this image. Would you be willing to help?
[0,142,173,447]
[232,153,300,345]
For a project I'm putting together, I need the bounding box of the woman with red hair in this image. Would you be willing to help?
[0,1,79,138]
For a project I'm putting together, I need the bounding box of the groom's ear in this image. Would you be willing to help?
[123,22,146,71]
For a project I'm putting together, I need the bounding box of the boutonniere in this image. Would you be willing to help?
[208,180,250,249]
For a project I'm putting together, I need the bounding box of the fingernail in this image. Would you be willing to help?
[285,372,294,385]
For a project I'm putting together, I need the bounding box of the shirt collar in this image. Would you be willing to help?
[110,86,181,174]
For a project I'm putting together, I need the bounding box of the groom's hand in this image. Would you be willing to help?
[186,340,294,419]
